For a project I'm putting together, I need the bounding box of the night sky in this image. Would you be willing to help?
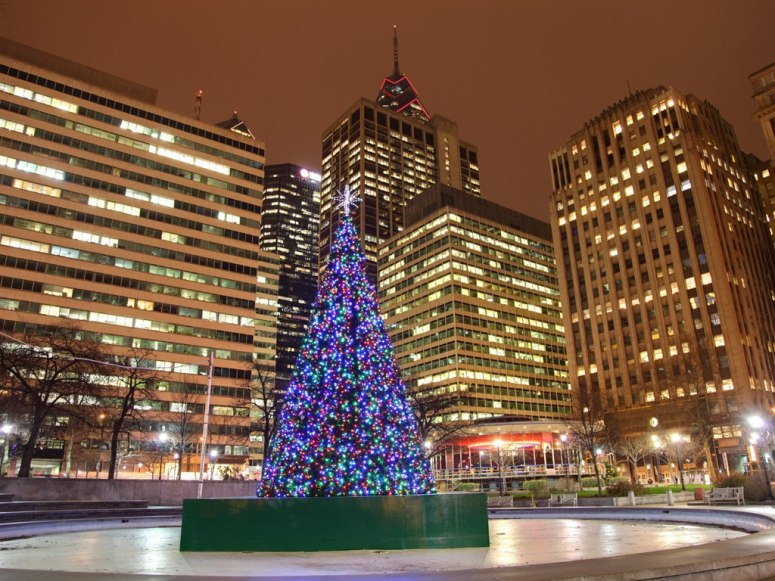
[1,0,773,222]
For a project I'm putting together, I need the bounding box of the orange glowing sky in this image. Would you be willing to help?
[1,0,773,222]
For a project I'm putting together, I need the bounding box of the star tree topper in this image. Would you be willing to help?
[334,184,360,215]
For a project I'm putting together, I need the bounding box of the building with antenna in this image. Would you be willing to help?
[320,27,481,282]
[0,37,278,478]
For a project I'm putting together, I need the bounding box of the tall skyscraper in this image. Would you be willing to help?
[549,86,775,474]
[750,62,775,161]
[380,184,569,423]
[0,37,278,476]
[320,28,480,282]
[259,163,320,386]
[749,63,775,244]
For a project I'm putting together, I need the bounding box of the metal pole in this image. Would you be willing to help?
[197,351,214,499]
[760,443,774,501]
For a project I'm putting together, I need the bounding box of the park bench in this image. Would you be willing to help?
[486,495,513,508]
[705,487,745,505]
[548,493,578,507]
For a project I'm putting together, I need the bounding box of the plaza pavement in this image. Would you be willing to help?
[0,503,774,580]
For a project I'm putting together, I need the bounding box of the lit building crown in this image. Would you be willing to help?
[375,26,429,121]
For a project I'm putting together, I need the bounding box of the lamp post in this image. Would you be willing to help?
[560,433,569,489]
[197,351,215,498]
[748,415,773,501]
[651,435,663,483]
[494,439,506,496]
[209,449,218,480]
[670,433,687,491]
[157,432,168,481]
[0,424,12,477]
[423,440,433,477]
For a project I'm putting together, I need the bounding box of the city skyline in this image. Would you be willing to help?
[1,1,772,221]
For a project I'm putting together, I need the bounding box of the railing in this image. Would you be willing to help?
[433,464,596,481]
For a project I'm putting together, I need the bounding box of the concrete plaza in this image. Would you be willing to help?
[1,505,775,580]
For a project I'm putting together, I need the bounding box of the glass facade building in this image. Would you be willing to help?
[0,37,278,477]
[259,163,320,387]
[320,39,480,284]
[549,87,775,473]
[379,184,569,423]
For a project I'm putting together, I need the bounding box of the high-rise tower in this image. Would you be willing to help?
[259,164,320,387]
[380,184,569,423]
[549,87,775,475]
[750,62,775,161]
[749,63,775,245]
[320,28,480,282]
[0,37,278,476]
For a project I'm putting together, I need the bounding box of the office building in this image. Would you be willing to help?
[749,63,775,244]
[750,62,775,161]
[320,29,480,282]
[259,163,320,386]
[549,86,775,474]
[380,184,569,420]
[379,185,570,487]
[0,38,278,476]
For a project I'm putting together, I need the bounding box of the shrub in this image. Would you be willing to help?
[713,473,747,488]
[453,482,479,492]
[713,471,767,501]
[715,472,769,502]
[580,477,600,489]
[606,479,646,497]
[745,474,768,501]
[522,479,550,498]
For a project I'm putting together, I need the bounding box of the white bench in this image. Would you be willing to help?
[706,487,745,505]
[548,493,578,507]
[487,495,513,508]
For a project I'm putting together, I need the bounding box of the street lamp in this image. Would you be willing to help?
[651,435,663,483]
[494,439,506,496]
[560,433,569,489]
[747,415,773,501]
[157,432,168,481]
[0,424,12,477]
[209,449,218,480]
[559,434,568,467]
[670,433,687,491]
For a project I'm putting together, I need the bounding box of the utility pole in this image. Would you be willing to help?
[197,351,214,499]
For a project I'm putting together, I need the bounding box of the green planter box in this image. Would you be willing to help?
[180,493,489,552]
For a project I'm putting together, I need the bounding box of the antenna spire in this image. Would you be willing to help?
[194,89,203,120]
[393,25,400,76]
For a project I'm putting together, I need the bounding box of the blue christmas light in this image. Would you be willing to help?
[259,187,435,497]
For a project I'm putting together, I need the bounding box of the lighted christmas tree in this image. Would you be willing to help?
[259,186,435,497]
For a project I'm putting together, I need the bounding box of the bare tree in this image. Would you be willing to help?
[655,328,721,481]
[249,361,284,465]
[567,388,608,494]
[613,433,652,484]
[99,349,165,480]
[165,388,203,480]
[0,325,106,478]
[407,388,470,460]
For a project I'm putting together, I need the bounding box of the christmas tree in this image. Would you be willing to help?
[259,186,435,497]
